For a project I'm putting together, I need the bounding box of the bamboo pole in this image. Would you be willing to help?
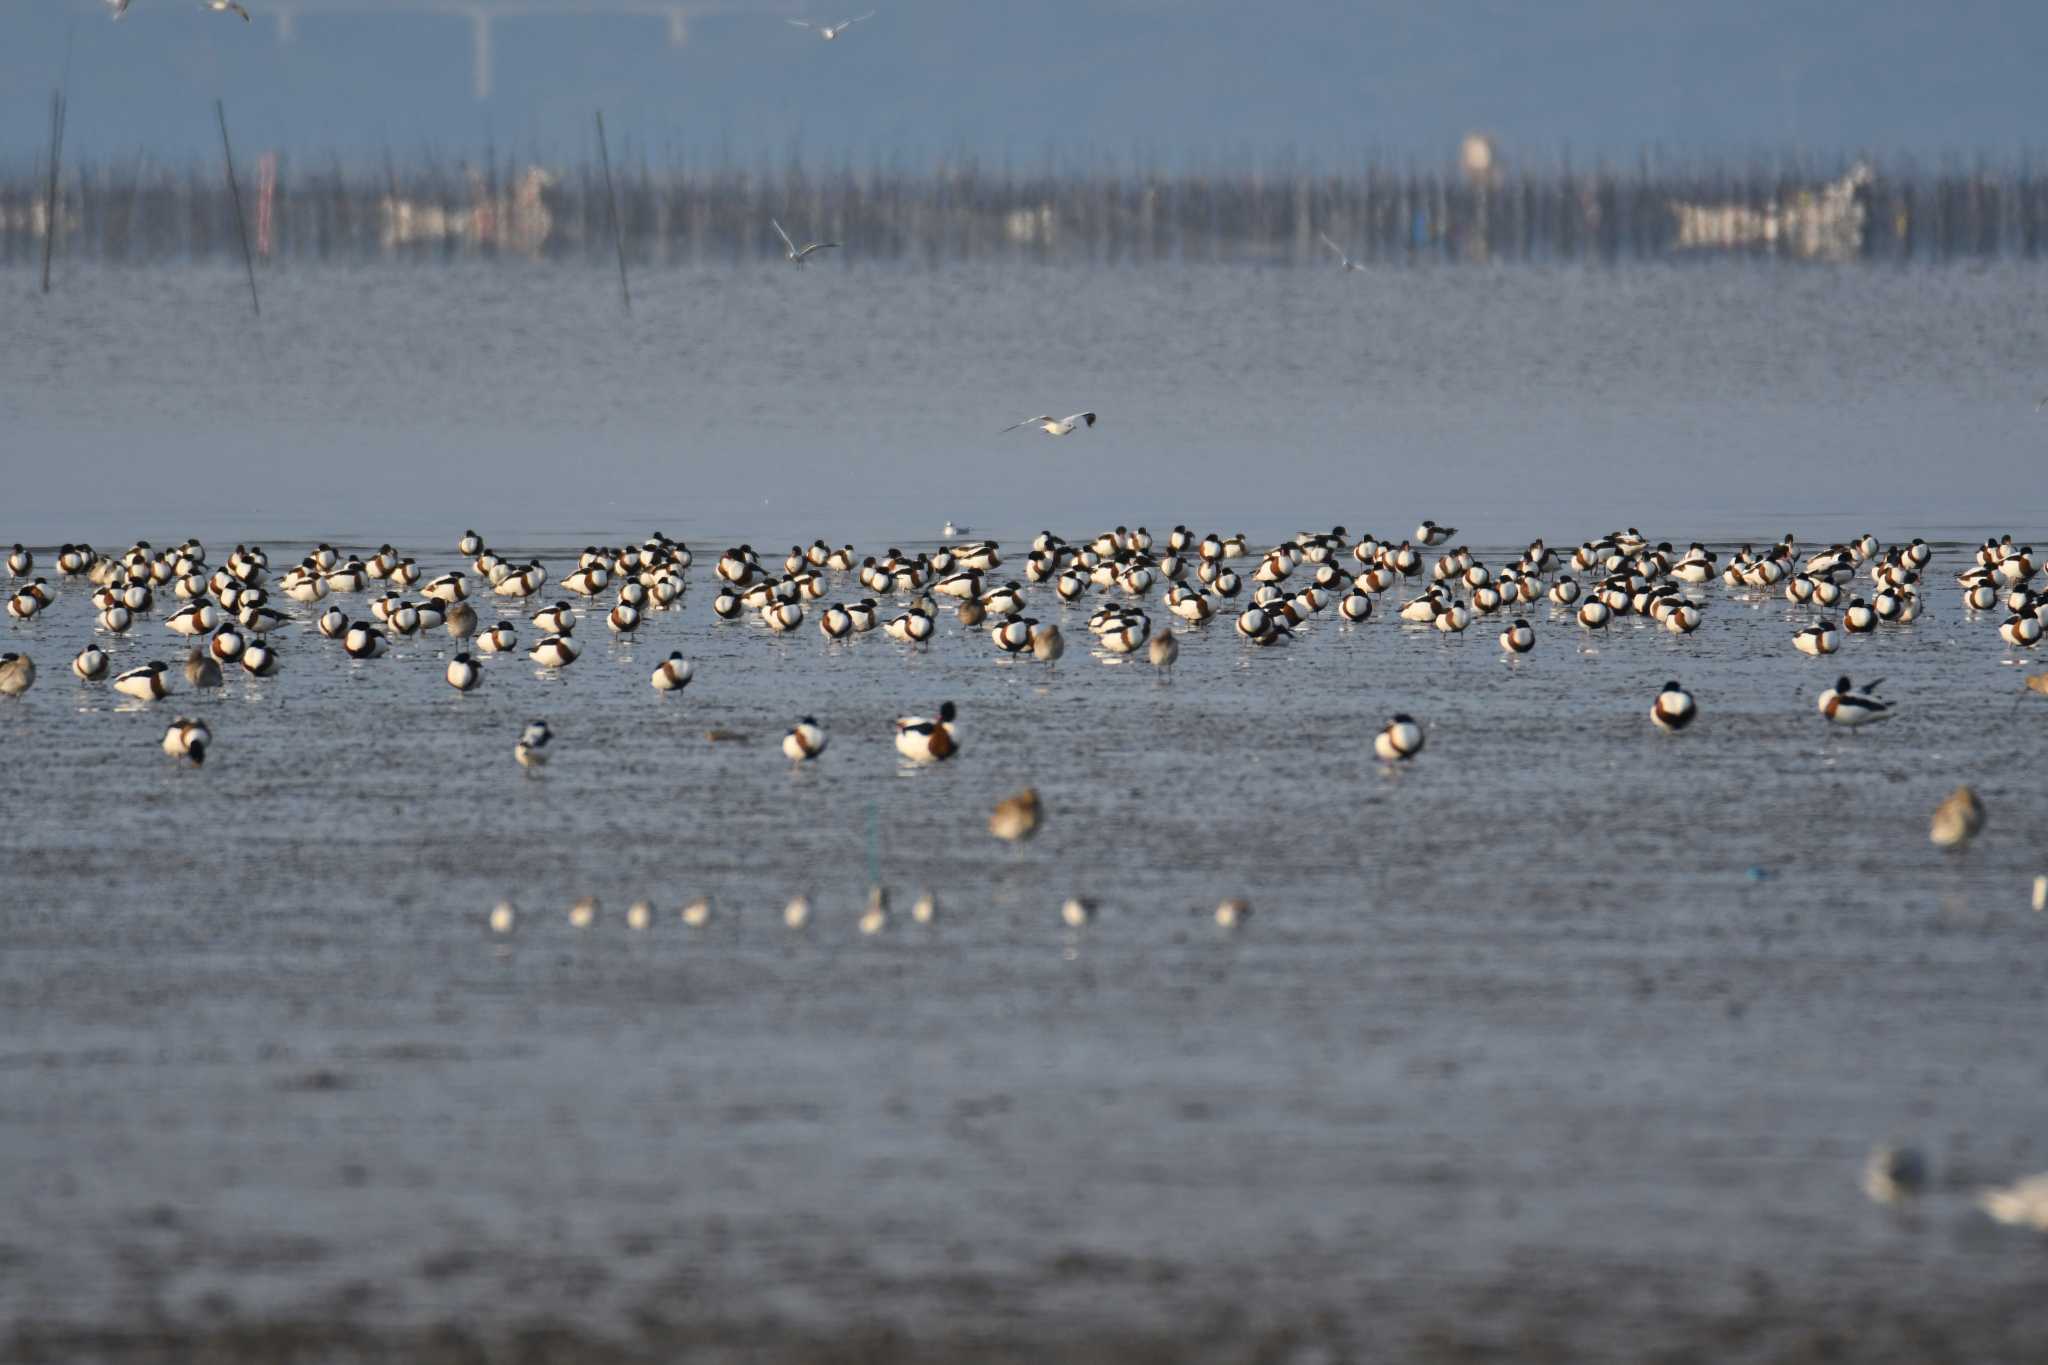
[596,111,631,313]
[216,100,260,317]
[41,92,65,294]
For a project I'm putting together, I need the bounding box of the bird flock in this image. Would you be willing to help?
[9,523,2048,1229]
[7,524,2045,797]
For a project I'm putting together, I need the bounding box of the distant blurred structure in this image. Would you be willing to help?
[1671,162,1873,260]
[1459,133,1501,188]
[4,151,2038,268]
[379,166,555,254]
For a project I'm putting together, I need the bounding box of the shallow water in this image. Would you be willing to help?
[5,261,2048,547]
[2,525,2046,1360]
[5,260,2048,1358]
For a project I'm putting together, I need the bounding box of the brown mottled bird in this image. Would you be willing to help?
[988,787,1041,842]
[1929,786,1986,850]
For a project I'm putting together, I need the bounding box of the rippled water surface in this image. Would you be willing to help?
[4,263,2048,1361]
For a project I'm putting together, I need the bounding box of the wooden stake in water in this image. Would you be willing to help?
[595,111,631,314]
[40,91,65,295]
[215,100,260,317]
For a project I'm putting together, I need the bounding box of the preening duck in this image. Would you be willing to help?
[343,624,389,659]
[530,634,580,668]
[884,608,935,645]
[1651,680,1696,732]
[652,652,695,692]
[162,715,211,764]
[1374,714,1424,761]
[782,716,828,761]
[446,653,482,692]
[166,602,219,636]
[112,660,171,701]
[990,616,1035,653]
[894,701,958,763]
[1794,621,1839,656]
[1819,676,1892,726]
[240,640,279,676]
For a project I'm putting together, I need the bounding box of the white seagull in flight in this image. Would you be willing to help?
[1000,412,1098,438]
[771,218,841,265]
[1318,232,1363,271]
[787,11,874,40]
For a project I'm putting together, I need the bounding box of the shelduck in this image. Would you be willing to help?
[894,701,959,763]
[782,716,828,761]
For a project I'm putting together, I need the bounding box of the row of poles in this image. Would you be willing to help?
[22,107,2048,280]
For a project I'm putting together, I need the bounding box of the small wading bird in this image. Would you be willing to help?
[786,9,873,39]
[1978,1172,2048,1230]
[989,787,1041,842]
[0,652,36,697]
[1929,786,1985,849]
[1000,412,1097,438]
[1317,232,1363,271]
[771,218,840,265]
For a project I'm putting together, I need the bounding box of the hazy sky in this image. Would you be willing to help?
[4,1,2043,169]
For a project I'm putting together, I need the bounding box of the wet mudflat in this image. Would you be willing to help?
[2,530,2045,1363]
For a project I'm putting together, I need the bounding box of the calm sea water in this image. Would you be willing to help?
[3,262,2047,1360]
[5,261,2047,545]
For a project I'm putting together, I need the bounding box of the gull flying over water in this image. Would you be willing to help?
[1318,232,1363,271]
[787,10,874,40]
[1000,412,1097,438]
[771,218,841,265]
